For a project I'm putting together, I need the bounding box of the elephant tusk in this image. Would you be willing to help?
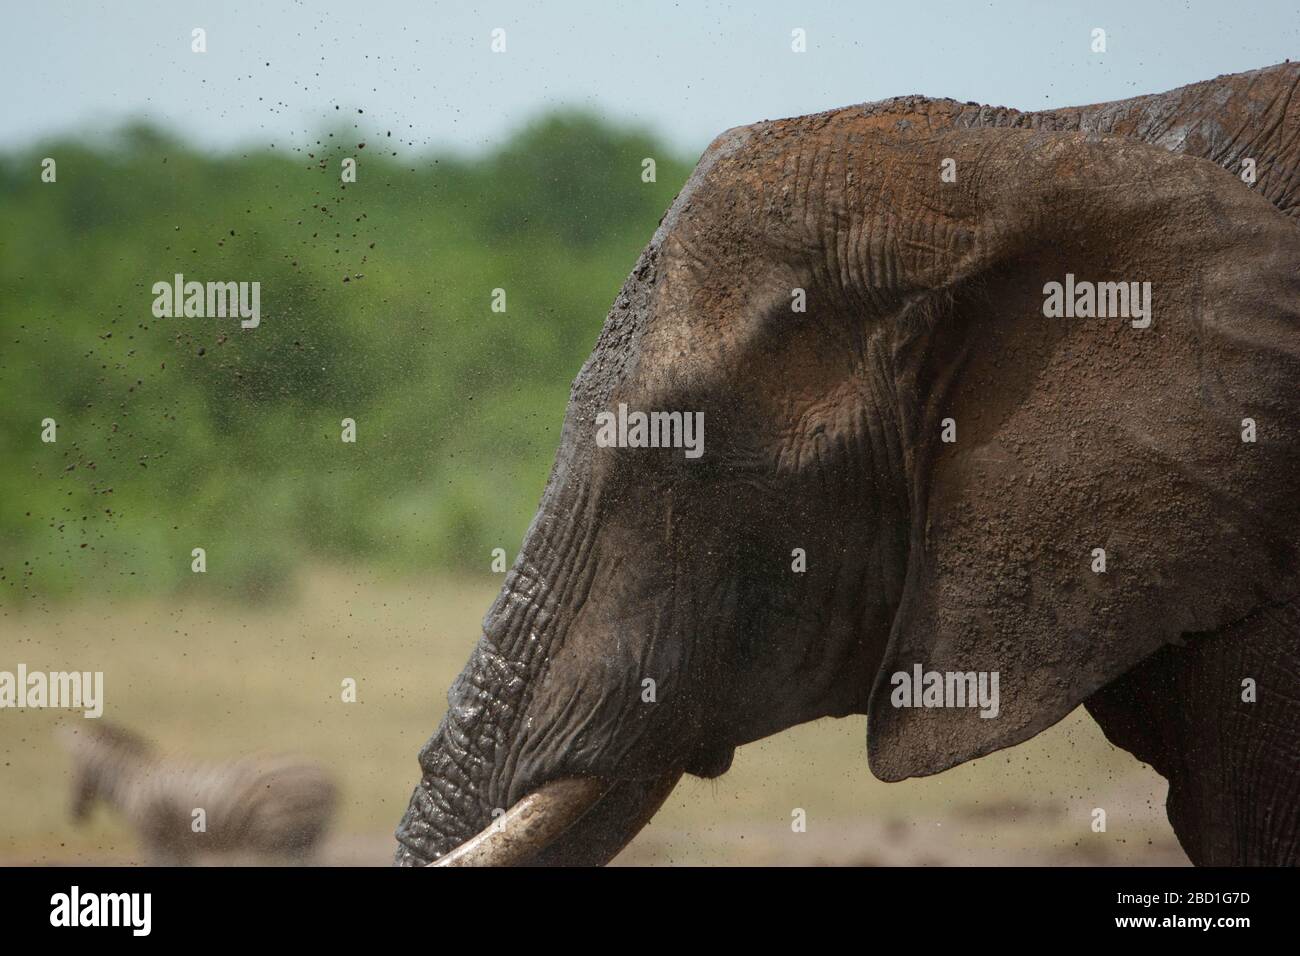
[427,777,608,867]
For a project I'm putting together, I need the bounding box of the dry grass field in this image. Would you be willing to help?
[0,568,1187,866]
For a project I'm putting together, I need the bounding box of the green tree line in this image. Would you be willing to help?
[0,113,694,603]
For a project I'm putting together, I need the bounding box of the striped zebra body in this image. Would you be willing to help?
[61,722,338,865]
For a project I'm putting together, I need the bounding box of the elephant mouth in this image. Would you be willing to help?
[426,771,683,867]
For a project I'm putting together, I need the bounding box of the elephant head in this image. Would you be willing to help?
[395,62,1300,866]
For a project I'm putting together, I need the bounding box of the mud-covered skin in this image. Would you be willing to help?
[832,61,1300,220]
[396,63,1300,867]
[1086,597,1300,865]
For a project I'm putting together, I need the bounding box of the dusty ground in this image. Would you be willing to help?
[0,568,1186,866]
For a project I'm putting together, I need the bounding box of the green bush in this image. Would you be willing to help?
[0,111,694,603]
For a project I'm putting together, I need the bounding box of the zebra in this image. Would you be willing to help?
[59,721,338,865]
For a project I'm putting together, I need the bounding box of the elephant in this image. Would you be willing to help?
[395,61,1300,867]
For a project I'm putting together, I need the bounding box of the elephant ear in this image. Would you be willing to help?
[865,129,1300,781]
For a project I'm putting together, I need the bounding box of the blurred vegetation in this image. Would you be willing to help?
[0,112,694,603]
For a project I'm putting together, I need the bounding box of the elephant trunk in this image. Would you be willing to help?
[393,455,592,863]
[395,553,579,866]
[393,639,509,865]
[394,619,684,866]
[394,459,688,866]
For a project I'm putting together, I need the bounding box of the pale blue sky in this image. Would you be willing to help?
[3,1,1296,157]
